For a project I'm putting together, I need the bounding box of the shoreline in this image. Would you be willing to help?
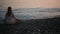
[0,15,60,34]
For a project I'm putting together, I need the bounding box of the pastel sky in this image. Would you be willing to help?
[0,0,60,9]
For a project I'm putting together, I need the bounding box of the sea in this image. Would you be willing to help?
[0,8,60,23]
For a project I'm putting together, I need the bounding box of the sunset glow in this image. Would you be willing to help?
[0,0,60,9]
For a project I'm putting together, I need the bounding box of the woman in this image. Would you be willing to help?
[4,7,21,24]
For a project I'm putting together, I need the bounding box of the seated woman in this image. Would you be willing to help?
[4,7,21,24]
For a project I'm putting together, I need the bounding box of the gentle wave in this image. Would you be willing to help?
[0,8,60,20]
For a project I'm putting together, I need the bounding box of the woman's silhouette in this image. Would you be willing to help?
[4,7,21,24]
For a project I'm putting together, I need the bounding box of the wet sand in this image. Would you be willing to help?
[0,16,60,34]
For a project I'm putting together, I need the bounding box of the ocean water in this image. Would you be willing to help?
[0,8,60,23]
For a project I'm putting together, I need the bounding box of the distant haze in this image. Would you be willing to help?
[0,0,60,9]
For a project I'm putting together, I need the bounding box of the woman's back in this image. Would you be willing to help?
[4,7,19,24]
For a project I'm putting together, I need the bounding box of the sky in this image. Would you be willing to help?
[0,0,60,9]
[0,0,60,19]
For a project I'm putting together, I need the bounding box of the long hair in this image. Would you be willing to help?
[4,7,21,23]
[7,7,12,16]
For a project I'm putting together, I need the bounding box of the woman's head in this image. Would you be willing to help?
[7,7,12,13]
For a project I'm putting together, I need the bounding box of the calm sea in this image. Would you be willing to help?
[0,8,60,23]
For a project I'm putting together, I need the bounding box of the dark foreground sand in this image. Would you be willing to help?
[0,16,60,34]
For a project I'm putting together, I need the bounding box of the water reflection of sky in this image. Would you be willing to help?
[0,8,60,20]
